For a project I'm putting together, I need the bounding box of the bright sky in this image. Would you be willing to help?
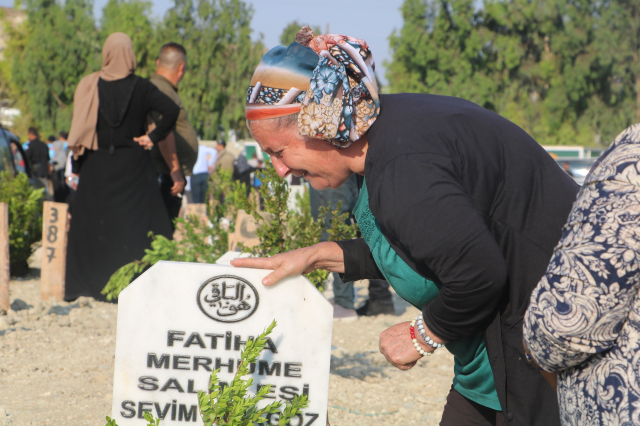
[0,0,406,85]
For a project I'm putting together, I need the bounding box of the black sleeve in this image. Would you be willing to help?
[71,152,86,174]
[374,154,508,342]
[143,80,179,144]
[335,239,385,281]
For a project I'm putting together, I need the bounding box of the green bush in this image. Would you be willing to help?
[0,171,44,276]
[198,321,308,426]
[102,168,245,300]
[239,166,358,290]
[102,164,358,299]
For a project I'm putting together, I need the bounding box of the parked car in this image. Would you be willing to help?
[0,125,52,199]
[556,158,597,186]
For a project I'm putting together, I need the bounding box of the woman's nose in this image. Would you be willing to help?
[272,156,291,178]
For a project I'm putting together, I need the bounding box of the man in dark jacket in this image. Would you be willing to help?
[149,42,198,225]
[25,127,50,179]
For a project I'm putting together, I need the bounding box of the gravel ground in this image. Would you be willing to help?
[0,250,454,426]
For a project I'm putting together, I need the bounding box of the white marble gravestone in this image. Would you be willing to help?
[111,261,333,425]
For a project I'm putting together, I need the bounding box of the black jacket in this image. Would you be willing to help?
[73,76,179,174]
[338,94,578,425]
[26,138,50,178]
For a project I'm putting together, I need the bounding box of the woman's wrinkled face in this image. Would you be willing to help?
[248,119,352,190]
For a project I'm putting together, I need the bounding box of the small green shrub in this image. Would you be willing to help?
[0,170,44,276]
[102,169,243,300]
[102,164,359,298]
[198,320,308,426]
[239,165,358,290]
[105,321,309,426]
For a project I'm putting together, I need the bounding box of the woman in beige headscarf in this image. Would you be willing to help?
[65,33,179,302]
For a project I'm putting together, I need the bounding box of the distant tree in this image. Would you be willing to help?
[387,0,499,110]
[387,0,629,146]
[8,0,100,136]
[483,0,626,145]
[160,0,265,139]
[100,0,158,78]
[279,21,321,45]
[0,8,33,136]
[597,0,640,127]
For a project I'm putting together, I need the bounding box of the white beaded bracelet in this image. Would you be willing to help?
[417,314,444,350]
[410,318,432,356]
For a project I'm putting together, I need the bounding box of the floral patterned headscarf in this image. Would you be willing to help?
[246,26,380,148]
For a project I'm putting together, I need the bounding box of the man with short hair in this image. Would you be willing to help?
[212,140,234,173]
[25,127,49,179]
[149,42,199,224]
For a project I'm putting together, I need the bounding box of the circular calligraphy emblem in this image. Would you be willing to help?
[197,275,259,323]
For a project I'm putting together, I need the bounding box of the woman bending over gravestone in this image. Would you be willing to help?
[232,26,577,426]
[64,33,179,302]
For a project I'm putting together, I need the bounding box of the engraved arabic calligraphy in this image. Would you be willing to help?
[197,276,259,323]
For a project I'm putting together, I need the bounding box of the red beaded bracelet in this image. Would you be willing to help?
[410,319,429,356]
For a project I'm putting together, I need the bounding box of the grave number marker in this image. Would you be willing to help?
[0,202,9,312]
[41,201,68,301]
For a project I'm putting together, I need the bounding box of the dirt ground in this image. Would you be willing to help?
[0,249,454,426]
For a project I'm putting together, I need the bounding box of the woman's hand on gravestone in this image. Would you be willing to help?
[379,321,436,370]
[231,242,345,286]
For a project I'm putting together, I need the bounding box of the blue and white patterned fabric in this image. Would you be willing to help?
[524,123,640,426]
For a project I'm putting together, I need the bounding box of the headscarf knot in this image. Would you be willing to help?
[246,26,380,148]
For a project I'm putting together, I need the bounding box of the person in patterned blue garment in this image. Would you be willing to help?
[234,26,577,425]
[523,124,640,425]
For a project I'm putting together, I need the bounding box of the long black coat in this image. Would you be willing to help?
[26,138,50,178]
[65,76,179,301]
[339,93,578,425]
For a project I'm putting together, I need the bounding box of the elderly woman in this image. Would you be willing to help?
[234,27,576,425]
[523,124,640,425]
[65,33,179,301]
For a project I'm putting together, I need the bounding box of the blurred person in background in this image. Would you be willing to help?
[25,127,49,180]
[50,131,69,202]
[65,33,179,302]
[212,140,234,173]
[247,152,259,168]
[46,135,56,160]
[64,147,78,209]
[149,42,198,225]
[309,175,394,321]
[190,144,217,204]
[233,150,253,195]
[10,140,26,173]
[524,124,640,425]
[561,161,573,177]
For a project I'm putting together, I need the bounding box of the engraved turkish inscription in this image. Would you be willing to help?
[111,260,333,425]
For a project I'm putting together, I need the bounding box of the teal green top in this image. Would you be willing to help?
[353,179,501,411]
